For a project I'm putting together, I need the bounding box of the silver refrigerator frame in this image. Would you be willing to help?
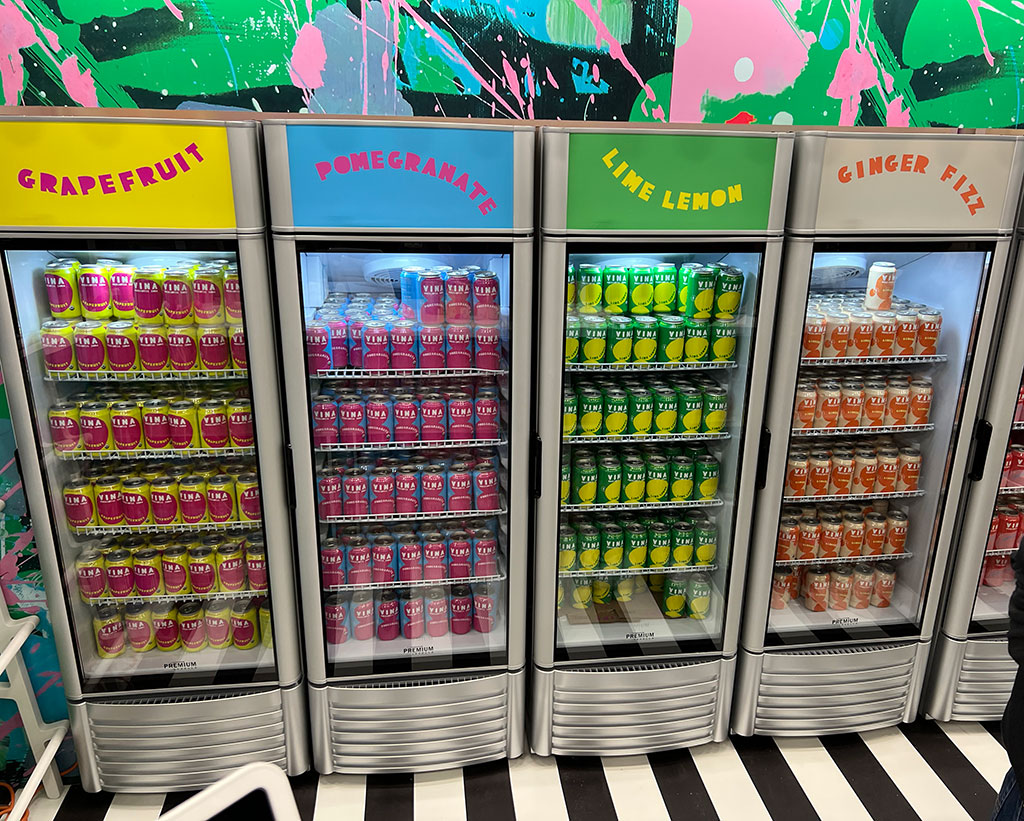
[733,130,1024,737]
[262,118,535,774]
[0,116,309,791]
[531,126,794,756]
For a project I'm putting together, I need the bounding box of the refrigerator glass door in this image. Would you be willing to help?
[3,243,278,694]
[554,245,764,662]
[766,243,991,645]
[296,243,511,677]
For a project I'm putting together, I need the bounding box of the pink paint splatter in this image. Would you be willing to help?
[592,62,600,83]
[58,55,98,107]
[966,0,995,67]
[501,56,525,110]
[885,95,910,127]
[826,0,877,125]
[163,0,184,22]
[288,22,327,103]
[0,1,37,105]
[545,66,559,90]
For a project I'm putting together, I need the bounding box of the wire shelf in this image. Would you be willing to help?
[776,552,913,567]
[313,368,506,379]
[985,548,1017,557]
[321,508,506,524]
[91,590,261,607]
[57,446,255,461]
[323,570,506,593]
[71,520,261,536]
[1014,422,1024,431]
[799,355,947,367]
[566,361,737,374]
[559,564,717,579]
[561,499,723,514]
[563,432,730,445]
[782,489,925,504]
[997,486,1024,496]
[791,424,934,438]
[45,369,248,382]
[316,439,505,453]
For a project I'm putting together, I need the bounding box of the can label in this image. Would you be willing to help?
[192,278,224,324]
[448,399,474,440]
[41,328,74,370]
[421,470,447,511]
[306,323,331,372]
[208,484,236,522]
[96,620,125,656]
[229,326,247,370]
[396,472,420,514]
[106,332,138,372]
[423,541,448,579]
[474,325,501,370]
[133,561,162,596]
[448,470,472,511]
[228,407,255,448]
[474,467,500,510]
[446,325,473,369]
[200,409,229,449]
[133,277,163,320]
[44,272,76,316]
[238,483,261,520]
[206,613,232,648]
[126,615,155,652]
[111,411,142,451]
[247,553,268,590]
[199,328,230,370]
[150,487,179,525]
[163,278,193,323]
[168,327,199,371]
[75,330,106,371]
[179,487,207,523]
[390,323,417,370]
[401,596,425,639]
[392,399,419,442]
[473,276,500,325]
[231,612,258,648]
[189,557,216,594]
[370,473,396,515]
[162,558,189,594]
[418,325,446,369]
[138,327,168,371]
[449,537,472,578]
[106,563,134,597]
[225,276,243,323]
[342,473,368,516]
[217,555,246,590]
[338,400,367,444]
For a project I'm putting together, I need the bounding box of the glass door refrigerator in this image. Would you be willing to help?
[922,196,1024,722]
[263,120,534,773]
[530,126,793,756]
[733,130,1024,737]
[0,117,308,791]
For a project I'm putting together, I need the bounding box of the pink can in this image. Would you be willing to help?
[153,610,180,649]
[418,272,445,326]
[390,320,418,371]
[216,547,246,591]
[446,272,472,323]
[110,268,135,318]
[448,394,475,440]
[95,484,123,526]
[475,394,500,440]
[77,557,106,600]
[369,468,396,515]
[325,596,350,645]
[446,325,473,369]
[40,322,75,371]
[418,325,446,369]
[420,395,447,442]
[473,530,498,576]
[472,271,500,326]
[421,466,447,512]
[342,469,369,516]
[188,548,217,595]
[132,272,163,322]
[346,539,372,584]
[78,268,111,317]
[473,587,496,633]
[49,409,80,453]
[120,479,151,526]
[199,401,229,449]
[393,394,420,442]
[205,607,231,647]
[396,466,420,513]
[423,536,448,580]
[312,396,340,447]
[137,326,169,372]
[167,327,199,371]
[426,589,449,636]
[237,477,261,521]
[150,483,179,526]
[450,587,473,635]
[133,550,163,596]
[321,540,345,587]
[162,275,193,323]
[192,276,223,324]
[473,464,500,510]
[347,315,367,369]
[474,326,501,371]
[43,271,76,317]
[227,400,254,448]
[448,532,472,578]
[317,469,343,519]
[353,593,375,641]
[398,538,423,581]
[306,322,331,372]
[111,405,143,451]
[376,593,400,641]
[365,395,394,443]
[401,594,425,639]
[448,465,473,511]
[362,321,390,371]
[229,326,247,370]
[371,540,397,583]
[326,319,349,369]
[74,323,107,371]
[337,395,367,444]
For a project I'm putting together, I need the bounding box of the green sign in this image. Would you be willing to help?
[565,133,778,231]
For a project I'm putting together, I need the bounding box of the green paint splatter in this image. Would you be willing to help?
[629,71,671,121]
[545,0,632,47]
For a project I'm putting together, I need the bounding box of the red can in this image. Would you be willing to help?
[346,538,372,585]
[306,322,331,372]
[447,531,472,578]
[137,326,168,372]
[320,539,345,587]
[421,465,447,512]
[162,274,192,323]
[167,326,199,371]
[450,585,473,634]
[448,464,473,512]
[229,326,247,370]
[372,537,397,584]
[446,271,472,323]
[423,535,448,580]
[473,463,500,511]
[475,394,499,440]
[445,324,473,369]
[983,554,1011,586]
[324,594,350,645]
[473,530,498,576]
[132,273,162,322]
[472,271,500,326]
[365,395,394,443]
[1012,445,1024,487]
[426,587,449,636]
[418,325,446,369]
[448,394,475,440]
[376,591,400,641]
[198,326,230,371]
[401,591,425,639]
[390,320,417,371]
[312,396,340,447]
[317,468,343,519]
[342,468,369,516]
[369,467,396,515]
[361,321,390,371]
[398,536,423,582]
[418,272,445,326]
[350,592,375,641]
[997,506,1020,551]
[420,394,447,441]
[393,394,420,442]
[474,326,501,371]
[396,466,421,514]
[326,319,348,369]
[347,315,367,369]
[337,395,366,444]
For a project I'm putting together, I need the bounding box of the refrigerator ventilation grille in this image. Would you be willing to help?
[98,688,270,706]
[347,675,485,689]
[781,643,910,658]
[569,659,713,674]
[951,639,1016,721]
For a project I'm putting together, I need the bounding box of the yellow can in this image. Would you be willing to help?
[178,475,208,525]
[161,269,194,326]
[168,400,199,449]
[235,472,261,522]
[204,599,233,649]
[77,265,112,321]
[43,260,81,319]
[120,477,153,527]
[149,475,180,526]
[152,601,181,651]
[259,600,273,649]
[63,478,96,529]
[206,474,237,524]
[93,604,126,658]
[94,476,124,527]
[193,267,225,326]
[124,602,157,652]
[48,402,81,453]
[230,599,260,650]
[73,322,108,373]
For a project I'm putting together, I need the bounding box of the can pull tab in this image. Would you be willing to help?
[968,419,993,482]
[755,427,771,490]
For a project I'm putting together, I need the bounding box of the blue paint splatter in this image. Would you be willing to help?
[820,18,844,51]
[571,58,609,94]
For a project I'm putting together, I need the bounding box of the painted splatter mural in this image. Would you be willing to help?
[0,0,1021,126]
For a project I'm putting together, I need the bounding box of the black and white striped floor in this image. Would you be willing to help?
[29,720,1011,821]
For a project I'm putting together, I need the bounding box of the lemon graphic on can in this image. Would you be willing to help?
[571,583,592,609]
[646,476,668,502]
[602,478,622,504]
[693,287,714,315]
[603,266,629,313]
[581,410,602,436]
[565,336,579,363]
[610,338,632,363]
[603,546,623,567]
[671,475,693,501]
[703,409,726,433]
[684,334,709,362]
[604,410,627,436]
[661,576,688,618]
[649,543,670,567]
[627,546,647,567]
[682,408,702,433]
[655,410,677,435]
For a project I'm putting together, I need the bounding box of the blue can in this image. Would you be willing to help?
[364,394,394,443]
[400,267,425,319]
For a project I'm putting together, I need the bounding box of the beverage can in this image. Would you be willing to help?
[793,382,817,430]
[236,473,261,521]
[627,266,654,315]
[105,321,139,372]
[776,517,798,562]
[896,447,922,492]
[76,549,107,601]
[78,265,112,320]
[162,269,194,325]
[207,474,237,523]
[579,315,607,365]
[224,269,243,323]
[884,383,910,426]
[198,325,230,370]
[149,601,181,651]
[669,456,694,501]
[714,270,743,319]
[847,312,874,357]
[864,512,888,555]
[660,574,688,618]
[695,523,717,565]
[829,449,854,496]
[909,379,933,425]
[135,324,168,372]
[168,400,199,449]
[448,463,473,511]
[201,599,232,650]
[369,466,396,516]
[797,517,821,560]
[94,475,123,526]
[785,451,809,497]
[685,268,715,319]
[110,401,143,451]
[448,531,473,578]
[79,401,112,451]
[93,604,126,658]
[865,262,896,311]
[682,317,710,362]
[105,549,135,598]
[605,315,633,364]
[187,547,217,595]
[657,316,686,363]
[819,514,843,558]
[813,380,842,429]
[709,318,737,362]
[160,546,190,595]
[894,311,918,356]
[841,514,865,557]
[445,324,473,369]
[216,543,246,591]
[576,388,601,437]
[829,567,853,611]
[421,464,447,511]
[575,264,603,314]
[443,270,472,324]
[822,313,850,359]
[227,398,254,448]
[473,462,500,510]
[803,566,829,612]
[472,270,501,326]
[422,586,448,636]
[695,455,719,500]
[876,447,899,492]
[167,325,199,371]
[450,584,473,634]
[120,477,152,527]
[916,310,942,355]
[871,563,895,607]
[884,511,909,554]
[651,263,678,313]
[132,266,164,322]
[148,475,180,525]
[448,392,475,440]
[73,321,108,372]
[125,602,156,653]
[686,573,712,619]
[803,313,826,359]
[565,314,580,363]
[653,388,678,435]
[49,402,81,453]
[231,599,261,649]
[198,399,229,449]
[229,325,248,370]
[395,465,421,514]
[306,321,331,372]
[627,387,653,435]
[646,456,670,503]
[178,475,208,524]
[40,320,76,371]
[43,260,81,319]
[622,457,646,504]
[631,316,658,363]
[193,268,225,326]
[475,392,500,440]
[862,381,887,427]
[700,387,728,434]
[132,547,163,596]
[597,457,622,505]
[418,271,445,326]
[312,396,341,448]
[871,311,898,357]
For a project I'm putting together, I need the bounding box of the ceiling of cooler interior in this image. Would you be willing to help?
[0,0,1017,128]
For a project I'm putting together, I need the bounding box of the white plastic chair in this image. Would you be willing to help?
[157,762,300,821]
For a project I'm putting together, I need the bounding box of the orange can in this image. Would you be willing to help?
[852,448,878,495]
[797,516,821,560]
[863,512,888,555]
[896,447,921,492]
[828,568,853,610]
[870,312,897,357]
[862,382,887,427]
[851,564,874,608]
[803,313,826,359]
[848,313,874,357]
[771,571,790,609]
[916,311,942,355]
[839,380,865,428]
[894,311,918,356]
[803,567,829,612]
[884,511,909,554]
[793,383,817,430]
[823,313,850,358]
[807,451,832,497]
[871,564,895,607]
[813,381,842,429]
[777,516,799,562]
[828,449,854,496]
[819,515,843,558]
[884,383,910,426]
[909,379,933,425]
[841,514,865,557]
[785,451,809,497]
[876,447,899,492]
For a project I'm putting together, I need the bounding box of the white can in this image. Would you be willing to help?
[865,262,896,311]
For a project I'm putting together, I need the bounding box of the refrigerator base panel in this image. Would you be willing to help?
[72,685,306,792]
[312,672,513,774]
[745,643,919,736]
[952,638,1016,721]
[532,658,725,757]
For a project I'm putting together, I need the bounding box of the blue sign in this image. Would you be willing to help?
[285,124,515,230]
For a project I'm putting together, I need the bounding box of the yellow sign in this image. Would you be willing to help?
[0,121,237,230]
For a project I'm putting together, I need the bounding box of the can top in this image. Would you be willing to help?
[105,548,130,562]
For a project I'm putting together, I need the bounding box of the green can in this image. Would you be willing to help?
[600,523,624,568]
[651,263,678,312]
[602,266,629,314]
[695,523,718,565]
[695,455,720,500]
[605,315,634,364]
[576,264,603,314]
[560,454,571,505]
[576,524,600,570]
[656,316,687,364]
[686,268,717,319]
[566,263,577,308]
[670,521,695,566]
[653,388,678,436]
[627,266,654,315]
[648,573,666,594]
[714,269,744,319]
[700,387,728,434]
[563,388,578,437]
[591,577,613,604]
[565,314,580,364]
[661,574,689,618]
[677,265,695,316]
[612,576,635,602]
[631,316,658,363]
[687,573,712,619]
[648,522,671,566]
[571,459,597,505]
[683,317,710,362]
[597,457,623,505]
[683,443,708,462]
[622,457,647,505]
[627,387,653,435]
[645,455,669,503]
[577,388,603,437]
[558,525,578,571]
[580,315,607,364]
[569,577,593,609]
[677,386,703,434]
[624,523,648,568]
[710,318,738,362]
[602,388,629,437]
[669,456,695,502]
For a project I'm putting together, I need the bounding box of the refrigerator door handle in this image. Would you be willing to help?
[968,419,993,482]
[755,427,772,490]
[531,434,543,499]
